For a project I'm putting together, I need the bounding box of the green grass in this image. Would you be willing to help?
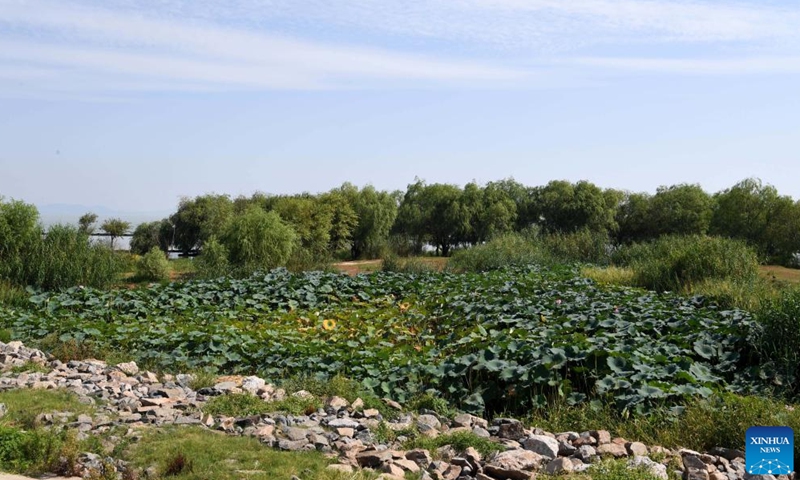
[277,374,387,414]
[0,389,94,430]
[402,430,503,459]
[581,266,636,287]
[203,393,322,418]
[127,427,378,480]
[8,361,50,375]
[550,459,678,480]
[525,393,800,466]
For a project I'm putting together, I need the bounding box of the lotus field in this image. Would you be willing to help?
[0,266,762,416]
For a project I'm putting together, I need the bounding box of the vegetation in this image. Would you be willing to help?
[129,427,376,480]
[0,266,769,418]
[612,235,760,293]
[135,246,171,282]
[100,218,131,250]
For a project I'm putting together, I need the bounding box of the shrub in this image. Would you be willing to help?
[581,266,636,287]
[24,224,125,290]
[130,220,172,255]
[542,229,611,264]
[753,288,800,396]
[195,237,230,279]
[221,207,297,275]
[447,233,551,272]
[613,235,759,292]
[135,247,171,282]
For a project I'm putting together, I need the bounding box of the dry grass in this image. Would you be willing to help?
[760,265,800,284]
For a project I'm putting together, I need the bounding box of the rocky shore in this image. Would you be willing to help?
[0,341,793,480]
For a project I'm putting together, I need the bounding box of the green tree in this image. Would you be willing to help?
[170,194,234,254]
[0,198,42,283]
[100,218,131,250]
[615,192,653,243]
[221,206,297,273]
[135,246,170,282]
[348,185,398,259]
[649,184,713,236]
[320,188,359,254]
[78,212,98,235]
[195,236,230,278]
[130,219,173,255]
[710,178,800,264]
[532,180,617,234]
[462,182,517,244]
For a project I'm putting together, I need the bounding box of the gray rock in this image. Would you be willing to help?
[522,434,560,459]
[484,449,543,480]
[545,457,574,475]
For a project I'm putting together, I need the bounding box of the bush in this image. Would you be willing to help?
[130,220,172,255]
[753,288,800,396]
[447,233,551,272]
[195,237,230,279]
[24,225,125,290]
[613,235,759,292]
[221,206,297,275]
[382,254,437,274]
[135,247,171,282]
[542,229,612,265]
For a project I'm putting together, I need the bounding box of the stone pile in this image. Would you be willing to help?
[0,341,794,480]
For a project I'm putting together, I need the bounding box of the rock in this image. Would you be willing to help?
[575,445,597,462]
[496,419,526,441]
[484,450,543,480]
[464,446,481,471]
[356,449,393,468]
[472,426,491,438]
[393,458,421,473]
[116,362,139,376]
[351,398,364,410]
[558,440,577,456]
[545,457,574,475]
[363,408,380,418]
[417,414,441,431]
[336,427,355,438]
[328,418,360,429]
[241,376,265,395]
[278,439,310,451]
[685,468,710,480]
[629,456,668,480]
[522,435,560,459]
[326,464,354,473]
[590,429,612,444]
[626,441,648,456]
[406,449,433,468]
[283,427,309,442]
[380,463,406,478]
[327,396,349,410]
[383,398,402,410]
[0,403,6,419]
[597,443,628,458]
[708,447,745,461]
[684,455,708,470]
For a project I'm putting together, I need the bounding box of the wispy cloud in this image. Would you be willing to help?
[1,0,800,98]
[0,0,526,96]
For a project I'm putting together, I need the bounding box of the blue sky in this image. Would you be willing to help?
[1,0,800,214]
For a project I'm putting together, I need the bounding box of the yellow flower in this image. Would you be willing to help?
[540,314,547,323]
[399,302,410,312]
[322,319,336,331]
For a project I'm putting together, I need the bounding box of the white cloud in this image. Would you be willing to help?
[1,0,800,98]
[0,0,526,95]
[571,56,800,75]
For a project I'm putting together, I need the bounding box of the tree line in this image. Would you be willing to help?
[123,177,800,268]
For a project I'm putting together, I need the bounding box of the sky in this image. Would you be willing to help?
[1,0,800,216]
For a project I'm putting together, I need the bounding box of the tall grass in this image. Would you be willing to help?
[447,233,551,272]
[613,235,759,293]
[23,225,125,290]
[752,288,800,397]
